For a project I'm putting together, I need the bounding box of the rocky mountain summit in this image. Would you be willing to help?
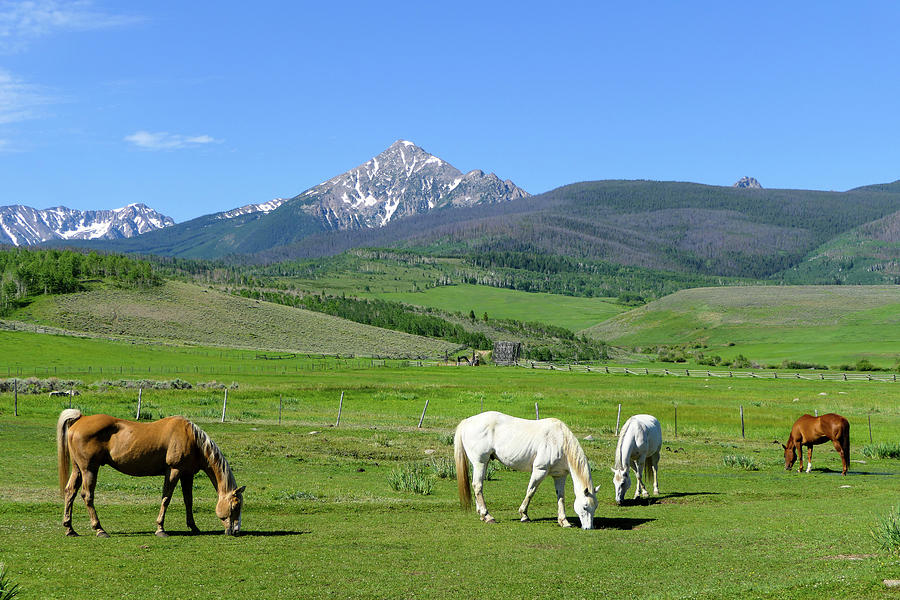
[733,176,763,189]
[0,203,173,246]
[289,140,529,230]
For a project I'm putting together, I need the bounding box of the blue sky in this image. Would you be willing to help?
[1,1,899,223]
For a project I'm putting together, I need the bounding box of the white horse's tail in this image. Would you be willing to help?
[454,423,471,510]
[57,408,82,496]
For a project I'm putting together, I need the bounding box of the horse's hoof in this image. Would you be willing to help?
[96,530,109,538]
[65,530,79,537]
[155,530,169,538]
[189,527,201,535]
[559,520,572,528]
[484,516,497,524]
[520,515,530,522]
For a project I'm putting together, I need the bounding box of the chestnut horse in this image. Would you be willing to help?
[57,409,245,537]
[782,413,850,475]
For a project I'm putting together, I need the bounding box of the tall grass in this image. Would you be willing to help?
[861,443,900,459]
[387,463,435,495]
[0,564,20,600]
[722,455,759,471]
[872,506,900,555]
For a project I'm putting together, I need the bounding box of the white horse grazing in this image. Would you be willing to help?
[612,414,662,504]
[454,411,599,529]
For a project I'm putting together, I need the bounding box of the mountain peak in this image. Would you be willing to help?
[289,141,528,230]
[734,176,762,189]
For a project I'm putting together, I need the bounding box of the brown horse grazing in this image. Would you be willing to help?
[57,409,245,537]
[782,413,850,475]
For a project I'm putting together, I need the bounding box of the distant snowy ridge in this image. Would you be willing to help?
[0,203,174,246]
[292,140,529,231]
[217,198,287,220]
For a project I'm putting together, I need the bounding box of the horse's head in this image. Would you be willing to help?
[574,487,598,530]
[216,486,245,535]
[782,442,797,471]
[611,467,630,505]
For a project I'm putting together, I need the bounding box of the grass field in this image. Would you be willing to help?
[586,285,900,368]
[369,283,624,332]
[6,280,458,359]
[2,333,900,599]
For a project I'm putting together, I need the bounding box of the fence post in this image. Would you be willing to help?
[417,398,430,428]
[868,414,873,443]
[13,378,17,417]
[615,403,622,435]
[740,405,744,439]
[535,402,540,420]
[221,388,228,423]
[136,388,142,420]
[335,391,344,427]
[814,409,818,417]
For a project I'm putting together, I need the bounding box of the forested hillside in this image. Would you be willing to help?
[0,247,159,315]
[244,180,900,280]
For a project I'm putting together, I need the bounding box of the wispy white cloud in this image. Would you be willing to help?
[0,0,141,52]
[0,67,50,123]
[124,130,222,151]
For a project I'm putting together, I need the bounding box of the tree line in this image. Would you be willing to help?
[0,247,160,315]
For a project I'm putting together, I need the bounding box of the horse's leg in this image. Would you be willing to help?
[552,475,571,527]
[181,471,200,533]
[517,467,548,523]
[832,438,848,475]
[805,445,813,473]
[633,459,646,499]
[650,451,660,495]
[62,466,83,536]
[471,462,495,523]
[80,466,108,537]
[155,467,181,537]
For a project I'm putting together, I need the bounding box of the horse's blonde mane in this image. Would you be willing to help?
[190,421,236,491]
[559,422,593,492]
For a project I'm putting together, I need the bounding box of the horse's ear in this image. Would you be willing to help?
[235,486,246,495]
[781,444,787,450]
[610,467,616,473]
[594,485,602,494]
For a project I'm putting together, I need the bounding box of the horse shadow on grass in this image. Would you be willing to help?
[527,516,654,530]
[808,467,896,476]
[114,529,309,537]
[614,490,721,507]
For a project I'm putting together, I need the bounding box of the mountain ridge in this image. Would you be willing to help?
[0,203,173,246]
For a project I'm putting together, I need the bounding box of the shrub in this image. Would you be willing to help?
[387,463,434,495]
[277,490,321,501]
[871,506,900,555]
[781,360,828,370]
[861,443,900,459]
[722,455,759,470]
[731,354,752,369]
[437,432,454,446]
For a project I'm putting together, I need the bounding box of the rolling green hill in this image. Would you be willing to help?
[584,285,900,368]
[8,280,459,358]
[370,283,625,332]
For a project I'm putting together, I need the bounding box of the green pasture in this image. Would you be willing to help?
[368,283,624,332]
[2,341,900,599]
[587,285,900,368]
